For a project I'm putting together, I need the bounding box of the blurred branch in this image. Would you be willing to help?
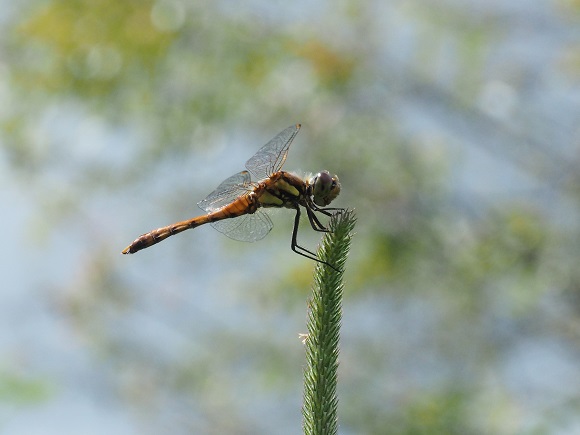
[302,210,356,435]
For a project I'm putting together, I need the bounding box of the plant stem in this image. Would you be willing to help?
[302,209,356,435]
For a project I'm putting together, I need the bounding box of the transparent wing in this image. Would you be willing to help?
[245,124,301,181]
[210,209,273,242]
[197,171,252,212]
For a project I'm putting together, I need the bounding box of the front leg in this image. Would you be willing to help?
[306,206,329,233]
[310,203,345,217]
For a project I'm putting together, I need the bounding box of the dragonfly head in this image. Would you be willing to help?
[310,170,341,207]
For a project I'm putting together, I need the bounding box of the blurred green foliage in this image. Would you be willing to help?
[16,0,176,95]
[0,371,51,405]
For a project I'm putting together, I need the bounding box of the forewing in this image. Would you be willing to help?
[197,171,252,212]
[210,209,273,242]
[245,124,301,180]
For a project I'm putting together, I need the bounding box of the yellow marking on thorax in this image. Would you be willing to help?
[274,179,300,197]
[258,191,284,206]
[257,172,304,207]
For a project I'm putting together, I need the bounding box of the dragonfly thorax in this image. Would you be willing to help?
[309,170,341,207]
[253,171,303,208]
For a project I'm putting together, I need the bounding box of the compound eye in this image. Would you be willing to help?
[317,171,332,187]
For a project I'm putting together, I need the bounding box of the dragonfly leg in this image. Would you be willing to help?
[291,206,339,272]
[310,204,345,217]
[306,206,329,232]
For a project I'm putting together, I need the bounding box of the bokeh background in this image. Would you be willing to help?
[2,1,580,434]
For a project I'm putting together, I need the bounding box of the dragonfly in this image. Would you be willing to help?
[121,124,342,268]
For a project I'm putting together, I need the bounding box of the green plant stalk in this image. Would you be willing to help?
[302,209,356,435]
